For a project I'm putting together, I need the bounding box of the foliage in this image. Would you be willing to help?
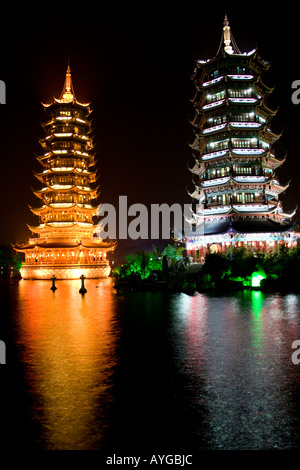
[113,243,185,281]
[162,244,184,264]
[198,245,300,292]
[0,244,24,277]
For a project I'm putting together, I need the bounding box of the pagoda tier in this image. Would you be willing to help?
[184,16,299,262]
[14,66,116,279]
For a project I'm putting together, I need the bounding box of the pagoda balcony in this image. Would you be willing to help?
[201,75,224,88]
[205,198,266,208]
[231,147,267,155]
[233,175,268,183]
[202,119,263,135]
[202,99,225,111]
[201,176,230,187]
[202,148,229,161]
[200,73,255,89]
[201,172,231,182]
[24,259,109,267]
[203,205,231,215]
[231,202,277,213]
[204,201,231,208]
[202,144,269,161]
[231,197,267,206]
[228,96,261,105]
[200,171,268,189]
[227,73,255,80]
[229,121,262,129]
[202,123,228,134]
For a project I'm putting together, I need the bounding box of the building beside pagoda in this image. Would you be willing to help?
[185,16,299,263]
[14,66,116,279]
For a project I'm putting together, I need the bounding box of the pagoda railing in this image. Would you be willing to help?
[205,198,265,208]
[24,259,109,266]
[201,169,266,181]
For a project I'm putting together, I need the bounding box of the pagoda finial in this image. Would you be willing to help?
[60,63,76,103]
[223,14,234,54]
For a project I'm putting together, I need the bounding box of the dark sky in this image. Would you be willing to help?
[1,5,300,262]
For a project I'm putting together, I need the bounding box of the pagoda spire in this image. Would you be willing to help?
[60,63,76,103]
[216,14,241,55]
[223,15,234,54]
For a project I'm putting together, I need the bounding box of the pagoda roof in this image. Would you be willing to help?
[32,185,99,198]
[199,175,287,191]
[190,215,295,238]
[42,65,91,110]
[263,152,286,166]
[27,221,97,234]
[231,218,296,234]
[29,202,98,215]
[39,134,94,148]
[200,148,276,163]
[13,238,117,252]
[36,150,95,162]
[33,167,98,183]
[42,116,92,128]
[257,100,278,117]
[195,17,270,75]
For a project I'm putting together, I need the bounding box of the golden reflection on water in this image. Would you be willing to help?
[15,278,118,450]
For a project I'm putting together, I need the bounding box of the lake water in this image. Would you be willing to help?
[1,278,300,456]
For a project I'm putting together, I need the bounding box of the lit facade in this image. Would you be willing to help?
[185,17,299,262]
[14,66,116,279]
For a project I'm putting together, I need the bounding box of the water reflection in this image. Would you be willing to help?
[4,281,300,451]
[14,278,119,450]
[171,291,300,450]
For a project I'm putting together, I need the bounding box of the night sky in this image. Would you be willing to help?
[1,5,300,263]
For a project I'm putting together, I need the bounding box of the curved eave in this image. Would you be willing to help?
[200,148,275,163]
[257,77,274,93]
[278,206,298,218]
[231,203,278,215]
[43,98,91,110]
[81,240,117,250]
[186,186,200,199]
[195,48,270,76]
[231,176,271,185]
[198,75,225,89]
[33,168,97,179]
[53,97,90,107]
[40,134,94,146]
[13,240,117,252]
[263,128,282,143]
[32,185,98,195]
[201,175,272,189]
[13,243,35,253]
[257,100,278,116]
[263,153,286,168]
[36,151,95,161]
[29,203,98,215]
[194,206,232,217]
[196,48,255,68]
[42,117,92,129]
[27,222,96,233]
[269,181,290,194]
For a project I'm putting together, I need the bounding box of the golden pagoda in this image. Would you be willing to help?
[14,66,116,279]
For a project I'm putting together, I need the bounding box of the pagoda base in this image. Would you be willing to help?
[186,230,300,263]
[20,263,111,280]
